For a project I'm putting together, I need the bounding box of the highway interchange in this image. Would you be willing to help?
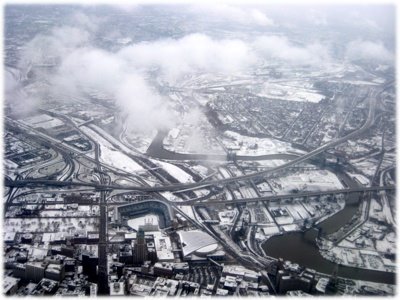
[4,80,396,288]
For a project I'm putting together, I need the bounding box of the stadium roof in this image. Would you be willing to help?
[178,230,218,257]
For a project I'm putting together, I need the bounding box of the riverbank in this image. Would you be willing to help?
[261,186,396,284]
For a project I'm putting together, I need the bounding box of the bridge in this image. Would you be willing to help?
[183,185,395,206]
[4,92,384,195]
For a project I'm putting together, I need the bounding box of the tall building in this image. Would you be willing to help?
[26,262,48,283]
[82,253,98,282]
[133,229,148,265]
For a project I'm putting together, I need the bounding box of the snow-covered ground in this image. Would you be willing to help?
[221,131,304,156]
[177,205,196,220]
[257,82,325,103]
[244,159,288,170]
[127,214,159,230]
[318,195,396,273]
[191,165,210,177]
[351,158,380,178]
[81,126,143,173]
[347,172,370,186]
[160,191,181,202]
[163,110,225,155]
[124,129,157,154]
[270,169,344,194]
[21,113,64,129]
[151,159,194,183]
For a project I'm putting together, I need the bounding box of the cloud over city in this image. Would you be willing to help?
[345,40,394,63]
[15,9,392,132]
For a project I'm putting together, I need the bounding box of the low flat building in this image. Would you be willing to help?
[4,276,20,295]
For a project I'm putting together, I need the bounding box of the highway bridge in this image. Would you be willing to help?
[185,185,395,206]
[4,88,383,195]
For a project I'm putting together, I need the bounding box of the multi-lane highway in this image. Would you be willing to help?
[4,86,381,197]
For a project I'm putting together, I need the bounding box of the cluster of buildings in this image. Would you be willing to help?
[268,258,335,295]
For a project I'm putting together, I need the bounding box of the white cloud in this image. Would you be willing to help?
[55,46,172,132]
[15,12,340,132]
[118,33,256,82]
[345,40,393,63]
[191,4,274,27]
[19,25,90,68]
[249,9,274,26]
[253,36,331,66]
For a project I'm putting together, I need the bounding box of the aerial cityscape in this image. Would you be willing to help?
[3,3,396,297]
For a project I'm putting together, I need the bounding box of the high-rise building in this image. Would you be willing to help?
[26,261,48,283]
[82,253,98,282]
[133,229,148,265]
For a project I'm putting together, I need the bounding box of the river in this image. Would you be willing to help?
[146,130,298,161]
[262,172,396,284]
[147,129,395,284]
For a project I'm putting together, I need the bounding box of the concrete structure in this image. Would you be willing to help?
[133,228,148,265]
[178,230,218,258]
[115,200,173,228]
[4,276,20,295]
[45,263,65,282]
[154,262,174,277]
[26,261,48,283]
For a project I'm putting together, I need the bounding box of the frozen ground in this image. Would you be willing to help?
[257,82,325,103]
[163,109,225,155]
[221,131,305,156]
[127,214,159,230]
[124,129,157,154]
[81,126,143,173]
[270,169,344,194]
[151,159,194,183]
[21,113,64,129]
[319,196,396,273]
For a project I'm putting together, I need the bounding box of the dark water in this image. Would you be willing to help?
[262,177,396,284]
[147,130,395,284]
[146,130,298,161]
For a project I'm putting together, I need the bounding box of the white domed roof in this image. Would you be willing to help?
[178,230,218,257]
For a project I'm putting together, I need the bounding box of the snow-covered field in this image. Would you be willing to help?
[21,113,64,129]
[160,191,181,202]
[270,169,344,194]
[318,195,396,273]
[352,158,380,178]
[347,172,370,186]
[125,129,157,154]
[163,110,225,155]
[257,82,325,103]
[245,159,288,170]
[81,126,143,173]
[127,214,159,230]
[152,159,194,183]
[221,131,305,156]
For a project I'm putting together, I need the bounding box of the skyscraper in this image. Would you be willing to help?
[133,228,148,265]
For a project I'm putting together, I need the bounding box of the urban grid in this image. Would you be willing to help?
[3,3,396,297]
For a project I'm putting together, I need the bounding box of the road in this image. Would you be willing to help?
[379,167,396,225]
[92,129,109,295]
[5,87,381,196]
[4,82,393,292]
[187,185,395,206]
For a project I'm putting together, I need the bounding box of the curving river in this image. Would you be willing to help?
[262,172,396,284]
[146,130,395,284]
[146,130,299,161]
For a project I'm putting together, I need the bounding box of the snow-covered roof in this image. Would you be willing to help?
[178,230,218,257]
